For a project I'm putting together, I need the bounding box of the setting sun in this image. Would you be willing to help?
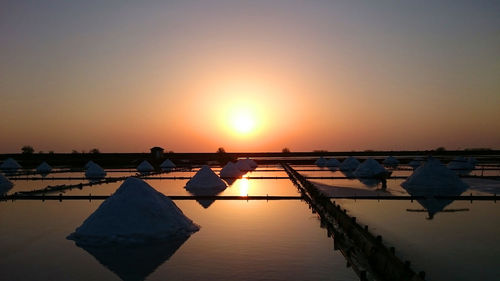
[231,109,255,134]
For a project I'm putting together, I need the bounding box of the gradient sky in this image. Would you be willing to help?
[1,0,499,153]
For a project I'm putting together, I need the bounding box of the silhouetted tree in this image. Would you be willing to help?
[282,147,291,153]
[216,147,226,154]
[90,148,100,154]
[215,147,234,165]
[21,145,34,154]
[435,147,446,152]
[71,150,79,154]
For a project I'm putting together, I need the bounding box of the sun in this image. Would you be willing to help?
[231,110,255,134]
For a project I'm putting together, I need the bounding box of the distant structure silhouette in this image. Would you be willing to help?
[150,147,164,159]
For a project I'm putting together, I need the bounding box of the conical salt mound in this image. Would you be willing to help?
[448,156,474,171]
[220,162,242,179]
[137,160,154,173]
[401,157,469,191]
[85,163,107,179]
[0,173,13,194]
[68,177,199,245]
[236,160,252,171]
[160,159,176,171]
[0,158,22,171]
[340,157,360,171]
[84,160,96,170]
[36,161,52,174]
[383,156,399,166]
[243,158,258,169]
[354,158,387,178]
[326,158,340,167]
[408,159,422,169]
[315,157,328,167]
[186,165,227,190]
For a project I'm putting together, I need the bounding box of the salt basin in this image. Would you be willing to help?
[137,160,154,173]
[354,158,388,178]
[85,162,107,179]
[36,161,52,174]
[220,162,242,179]
[160,159,176,171]
[340,157,360,171]
[186,165,227,190]
[315,157,328,167]
[68,177,199,245]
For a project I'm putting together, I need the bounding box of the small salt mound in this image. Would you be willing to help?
[137,160,154,173]
[315,157,328,167]
[383,156,399,166]
[0,173,13,194]
[160,159,176,171]
[401,157,468,191]
[186,165,227,190]
[84,160,96,170]
[448,156,474,171]
[236,160,252,171]
[68,177,199,245]
[354,158,387,178]
[408,159,422,169]
[340,157,360,171]
[85,163,107,179]
[0,158,22,171]
[243,158,258,169]
[468,157,477,167]
[220,162,242,178]
[36,162,52,174]
[326,158,340,167]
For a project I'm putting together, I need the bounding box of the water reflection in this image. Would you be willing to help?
[402,186,468,219]
[74,236,189,281]
[185,185,226,209]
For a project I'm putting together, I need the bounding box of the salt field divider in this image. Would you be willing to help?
[282,163,426,281]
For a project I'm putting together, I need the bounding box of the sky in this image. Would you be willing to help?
[1,0,499,153]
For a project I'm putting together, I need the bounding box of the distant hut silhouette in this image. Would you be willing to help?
[150,147,164,160]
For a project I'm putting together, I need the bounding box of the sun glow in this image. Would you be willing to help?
[231,109,256,134]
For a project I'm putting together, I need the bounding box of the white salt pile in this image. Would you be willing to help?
[68,177,199,244]
[383,156,399,166]
[0,173,13,194]
[315,157,328,167]
[354,158,387,178]
[186,165,227,190]
[408,159,423,169]
[85,162,107,179]
[84,160,96,170]
[0,158,22,171]
[340,157,360,171]
[447,156,474,171]
[326,158,340,167]
[160,159,176,171]
[236,159,252,171]
[36,161,52,174]
[220,162,242,179]
[243,158,258,169]
[137,160,154,173]
[401,157,469,191]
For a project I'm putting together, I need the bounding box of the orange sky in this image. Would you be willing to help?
[1,1,499,153]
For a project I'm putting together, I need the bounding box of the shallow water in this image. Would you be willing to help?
[336,199,500,281]
[0,200,357,281]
